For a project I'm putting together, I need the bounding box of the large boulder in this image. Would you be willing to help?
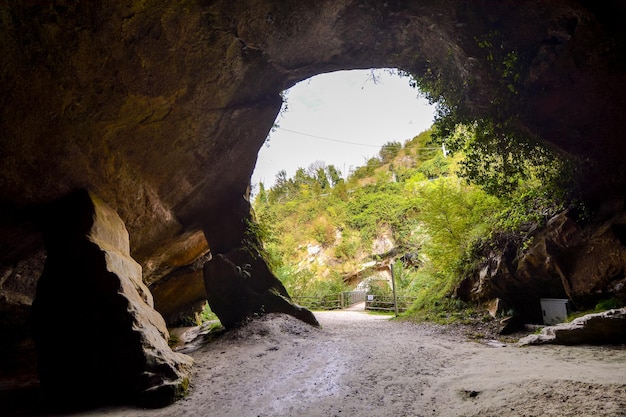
[31,190,193,408]
[199,194,318,328]
[518,308,626,345]
[203,251,319,328]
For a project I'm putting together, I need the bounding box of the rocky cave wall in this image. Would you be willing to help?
[1,0,626,403]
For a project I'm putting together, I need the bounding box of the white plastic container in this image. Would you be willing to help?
[540,298,569,325]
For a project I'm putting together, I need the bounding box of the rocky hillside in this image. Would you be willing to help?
[256,129,626,326]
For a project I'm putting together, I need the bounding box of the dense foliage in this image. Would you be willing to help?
[252,122,569,322]
[401,29,576,202]
[253,37,581,321]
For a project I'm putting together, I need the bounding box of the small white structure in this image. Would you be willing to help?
[540,298,569,325]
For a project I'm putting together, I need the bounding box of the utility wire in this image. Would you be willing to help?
[276,127,384,148]
[275,126,443,151]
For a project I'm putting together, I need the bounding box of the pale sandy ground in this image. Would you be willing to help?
[64,308,626,417]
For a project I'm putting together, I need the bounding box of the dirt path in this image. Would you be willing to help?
[66,311,626,416]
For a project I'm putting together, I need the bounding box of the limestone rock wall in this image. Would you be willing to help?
[1,0,626,371]
[457,201,626,323]
[31,190,193,408]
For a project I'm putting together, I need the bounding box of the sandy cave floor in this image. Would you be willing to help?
[5,309,626,417]
[76,309,626,417]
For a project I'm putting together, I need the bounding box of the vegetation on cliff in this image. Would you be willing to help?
[252,123,571,321]
[253,39,580,321]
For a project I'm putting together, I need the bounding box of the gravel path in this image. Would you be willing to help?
[38,310,626,416]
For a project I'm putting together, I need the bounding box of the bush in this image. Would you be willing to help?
[595,297,624,311]
[334,230,360,260]
[379,141,402,163]
[275,266,316,299]
[312,217,335,247]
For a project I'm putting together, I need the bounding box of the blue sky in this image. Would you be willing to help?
[251,69,435,188]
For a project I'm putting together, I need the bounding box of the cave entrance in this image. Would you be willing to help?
[251,68,437,316]
[253,69,434,188]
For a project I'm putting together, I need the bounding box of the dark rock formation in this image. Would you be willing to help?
[204,251,319,329]
[457,202,626,323]
[31,190,192,408]
[518,308,626,345]
[201,195,318,328]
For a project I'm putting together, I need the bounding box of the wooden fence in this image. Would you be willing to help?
[293,291,366,310]
[365,294,416,313]
[293,292,415,312]
[343,290,366,306]
[293,295,342,310]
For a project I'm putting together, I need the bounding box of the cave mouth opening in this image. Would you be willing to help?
[250,68,437,315]
[252,68,435,190]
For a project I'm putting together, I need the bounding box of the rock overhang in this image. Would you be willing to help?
[0,0,625,341]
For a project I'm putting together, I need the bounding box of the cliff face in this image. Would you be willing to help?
[456,202,626,324]
[1,0,626,404]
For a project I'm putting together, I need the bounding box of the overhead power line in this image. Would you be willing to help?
[276,127,383,148]
[275,126,443,152]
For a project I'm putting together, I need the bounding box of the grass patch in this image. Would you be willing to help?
[567,297,625,322]
[366,310,396,317]
[406,297,485,325]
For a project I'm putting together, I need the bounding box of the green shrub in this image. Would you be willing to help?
[595,297,624,311]
[312,217,335,247]
[334,230,360,260]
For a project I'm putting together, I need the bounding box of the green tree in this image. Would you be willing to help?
[269,170,292,203]
[255,182,268,205]
[415,177,500,267]
[379,141,402,163]
[403,29,573,198]
[326,164,342,187]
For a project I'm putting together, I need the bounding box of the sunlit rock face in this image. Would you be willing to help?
[31,190,192,408]
[1,0,626,401]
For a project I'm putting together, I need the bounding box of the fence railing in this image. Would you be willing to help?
[365,294,416,313]
[293,292,415,313]
[343,290,366,306]
[293,295,342,310]
[293,291,367,311]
